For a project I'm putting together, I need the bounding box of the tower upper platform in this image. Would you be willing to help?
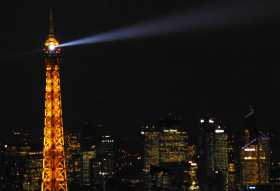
[44,37,59,52]
[44,9,60,54]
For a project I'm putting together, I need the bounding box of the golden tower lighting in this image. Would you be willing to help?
[41,10,68,191]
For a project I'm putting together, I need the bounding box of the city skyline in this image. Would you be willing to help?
[1,1,280,190]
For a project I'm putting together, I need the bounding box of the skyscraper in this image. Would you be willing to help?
[81,149,96,188]
[240,129,270,187]
[97,135,115,178]
[65,131,81,189]
[142,115,193,190]
[41,10,68,191]
[198,117,229,191]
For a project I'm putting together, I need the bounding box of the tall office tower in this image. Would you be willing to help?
[97,135,115,178]
[41,11,68,191]
[89,135,115,191]
[228,135,237,191]
[141,125,160,173]
[142,115,191,190]
[65,131,81,189]
[141,125,161,191]
[240,129,270,187]
[159,118,188,163]
[81,149,96,188]
[186,161,200,191]
[198,117,229,191]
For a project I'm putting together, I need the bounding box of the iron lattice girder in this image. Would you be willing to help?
[41,56,68,191]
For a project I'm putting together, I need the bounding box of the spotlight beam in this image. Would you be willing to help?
[58,0,279,48]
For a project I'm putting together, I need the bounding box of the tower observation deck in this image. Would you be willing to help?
[41,10,68,191]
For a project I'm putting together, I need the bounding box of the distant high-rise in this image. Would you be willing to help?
[65,131,81,189]
[81,149,96,188]
[141,115,194,190]
[240,129,270,187]
[97,135,115,177]
[228,135,237,191]
[198,117,229,191]
[142,125,160,173]
[159,120,188,164]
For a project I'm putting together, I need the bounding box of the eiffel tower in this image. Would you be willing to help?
[41,10,68,191]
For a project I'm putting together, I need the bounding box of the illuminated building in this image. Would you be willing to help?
[41,10,68,191]
[0,129,32,190]
[0,130,43,191]
[23,151,43,191]
[186,161,200,191]
[198,117,229,191]
[228,135,237,191]
[141,125,160,190]
[97,135,115,177]
[142,117,189,170]
[142,115,193,190]
[81,149,96,188]
[2,146,28,190]
[80,122,99,189]
[85,134,116,190]
[141,125,160,172]
[240,129,270,187]
[159,125,188,164]
[228,162,236,191]
[65,131,81,189]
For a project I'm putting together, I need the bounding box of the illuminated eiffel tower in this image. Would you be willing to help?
[41,10,68,191]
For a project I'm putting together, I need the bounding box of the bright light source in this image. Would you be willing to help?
[209,119,214,124]
[163,129,178,133]
[215,129,224,133]
[189,161,197,166]
[48,44,56,51]
[200,119,205,123]
[248,185,256,190]
[244,148,256,152]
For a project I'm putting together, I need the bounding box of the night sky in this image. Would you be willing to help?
[0,0,280,141]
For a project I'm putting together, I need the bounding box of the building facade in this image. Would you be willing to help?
[240,129,270,187]
[142,115,197,190]
[198,117,229,191]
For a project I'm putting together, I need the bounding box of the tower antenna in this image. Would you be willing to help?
[49,8,54,37]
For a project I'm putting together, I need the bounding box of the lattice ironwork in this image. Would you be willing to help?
[41,11,68,191]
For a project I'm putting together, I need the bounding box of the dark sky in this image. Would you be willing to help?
[0,0,280,141]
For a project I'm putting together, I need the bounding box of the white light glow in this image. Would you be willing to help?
[248,186,256,190]
[48,44,56,51]
[215,129,224,133]
[244,148,256,152]
[163,129,178,133]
